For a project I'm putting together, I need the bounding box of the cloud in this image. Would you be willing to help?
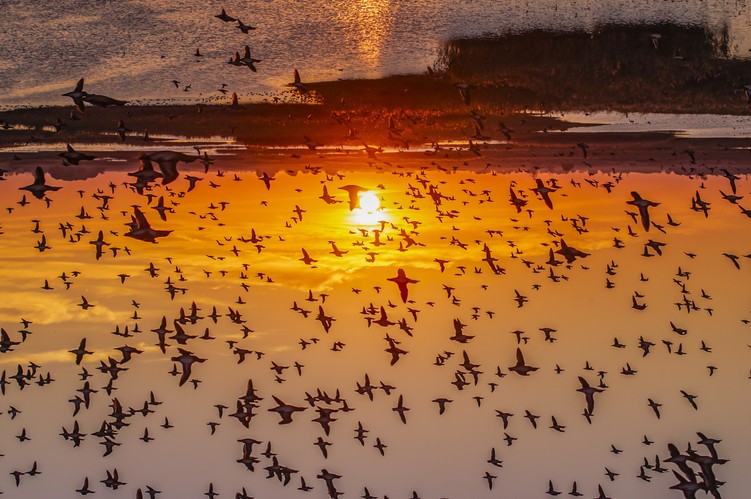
[0,342,161,366]
[0,291,121,325]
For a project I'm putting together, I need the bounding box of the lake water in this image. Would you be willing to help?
[2,0,751,107]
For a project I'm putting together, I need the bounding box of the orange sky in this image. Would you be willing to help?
[0,159,747,497]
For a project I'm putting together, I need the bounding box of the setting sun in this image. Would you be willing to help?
[358,191,381,212]
[351,191,386,226]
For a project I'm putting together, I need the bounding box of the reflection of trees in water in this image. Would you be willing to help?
[714,24,731,58]
[436,24,751,112]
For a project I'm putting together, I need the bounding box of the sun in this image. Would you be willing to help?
[358,191,380,212]
[350,191,387,226]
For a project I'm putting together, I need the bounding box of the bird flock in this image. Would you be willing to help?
[0,7,750,499]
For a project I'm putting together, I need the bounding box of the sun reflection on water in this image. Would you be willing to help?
[339,0,397,68]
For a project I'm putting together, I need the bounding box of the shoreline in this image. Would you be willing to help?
[3,73,751,174]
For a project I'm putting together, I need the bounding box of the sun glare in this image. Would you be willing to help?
[358,191,381,212]
[350,191,386,226]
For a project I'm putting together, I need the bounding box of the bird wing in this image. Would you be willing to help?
[133,208,152,229]
[157,160,180,184]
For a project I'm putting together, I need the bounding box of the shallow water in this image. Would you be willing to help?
[2,0,751,107]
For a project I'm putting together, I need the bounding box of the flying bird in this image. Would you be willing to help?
[627,191,660,231]
[387,269,418,303]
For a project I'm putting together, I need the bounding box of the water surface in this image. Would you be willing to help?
[2,0,751,107]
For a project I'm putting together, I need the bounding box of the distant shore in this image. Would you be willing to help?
[3,70,751,175]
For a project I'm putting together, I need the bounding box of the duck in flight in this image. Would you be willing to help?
[531,178,556,209]
[236,20,256,33]
[627,191,659,231]
[555,239,590,264]
[124,207,172,243]
[215,8,236,22]
[387,269,418,303]
[62,78,86,112]
[239,45,261,72]
[268,396,307,424]
[288,69,308,93]
[20,167,61,199]
[170,348,206,386]
[60,77,127,109]
[338,185,368,211]
[140,151,199,184]
[59,144,96,165]
[577,376,604,415]
[509,347,538,375]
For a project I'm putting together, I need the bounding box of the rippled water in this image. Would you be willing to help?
[1,0,751,107]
